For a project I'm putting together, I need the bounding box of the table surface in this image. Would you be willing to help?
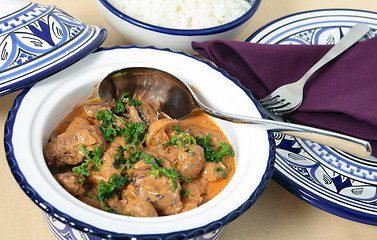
[2,0,377,239]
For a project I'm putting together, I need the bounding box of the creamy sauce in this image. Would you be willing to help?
[180,112,235,202]
[44,97,235,217]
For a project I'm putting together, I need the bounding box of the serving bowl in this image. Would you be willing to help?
[4,46,274,239]
[0,0,106,97]
[95,0,261,53]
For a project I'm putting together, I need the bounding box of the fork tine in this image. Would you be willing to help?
[269,104,297,115]
[259,94,280,104]
[273,108,296,116]
[260,94,288,108]
[260,94,300,115]
[264,100,291,111]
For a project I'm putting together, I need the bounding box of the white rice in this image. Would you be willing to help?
[108,0,252,29]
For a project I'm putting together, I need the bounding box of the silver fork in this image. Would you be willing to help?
[259,23,371,115]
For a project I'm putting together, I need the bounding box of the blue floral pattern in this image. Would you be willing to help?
[247,9,377,225]
[44,212,224,240]
[0,2,106,96]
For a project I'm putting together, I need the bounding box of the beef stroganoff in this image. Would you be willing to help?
[44,92,235,217]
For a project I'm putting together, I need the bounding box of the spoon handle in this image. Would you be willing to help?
[199,105,372,158]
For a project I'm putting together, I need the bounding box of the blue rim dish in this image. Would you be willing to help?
[247,9,377,225]
[4,45,275,239]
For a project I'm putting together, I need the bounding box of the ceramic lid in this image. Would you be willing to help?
[0,0,107,96]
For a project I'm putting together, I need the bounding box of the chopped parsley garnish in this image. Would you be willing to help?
[86,193,94,199]
[113,92,141,115]
[112,93,128,115]
[112,145,129,169]
[97,180,117,213]
[173,125,184,134]
[109,173,128,189]
[147,166,160,178]
[123,92,142,107]
[160,167,180,179]
[77,177,84,185]
[214,166,229,179]
[162,125,196,150]
[123,121,146,149]
[140,152,190,192]
[141,152,160,169]
[72,162,90,176]
[96,109,118,142]
[97,162,131,212]
[163,126,233,163]
[96,109,146,144]
[96,92,146,143]
[160,167,190,192]
[180,188,188,198]
[195,134,233,163]
[113,144,142,168]
[72,145,104,176]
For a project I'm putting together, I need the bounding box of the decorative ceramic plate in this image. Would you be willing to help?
[4,46,274,239]
[0,1,107,96]
[247,9,377,225]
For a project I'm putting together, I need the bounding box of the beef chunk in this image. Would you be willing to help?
[82,101,115,120]
[44,117,106,167]
[87,136,126,186]
[55,172,85,197]
[182,178,208,212]
[125,199,158,217]
[201,161,228,182]
[124,174,183,216]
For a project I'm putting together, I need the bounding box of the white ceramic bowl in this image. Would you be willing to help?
[95,0,261,53]
[5,46,274,239]
[0,0,106,97]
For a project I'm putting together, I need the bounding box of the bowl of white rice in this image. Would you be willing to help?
[95,0,261,53]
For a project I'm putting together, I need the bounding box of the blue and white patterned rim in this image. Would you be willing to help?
[4,45,276,239]
[247,9,377,225]
[0,2,107,96]
[97,0,261,36]
[43,212,225,240]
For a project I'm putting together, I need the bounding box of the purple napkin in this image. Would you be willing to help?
[192,38,377,157]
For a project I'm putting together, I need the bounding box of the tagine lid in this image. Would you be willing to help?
[0,0,107,96]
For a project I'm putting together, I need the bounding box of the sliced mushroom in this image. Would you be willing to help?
[136,103,158,126]
[146,118,177,148]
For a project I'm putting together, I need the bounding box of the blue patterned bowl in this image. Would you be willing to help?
[95,0,261,53]
[0,0,106,96]
[4,46,275,239]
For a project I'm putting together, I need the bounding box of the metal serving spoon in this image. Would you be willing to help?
[98,67,372,158]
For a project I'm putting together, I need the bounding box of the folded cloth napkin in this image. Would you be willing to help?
[192,38,377,157]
